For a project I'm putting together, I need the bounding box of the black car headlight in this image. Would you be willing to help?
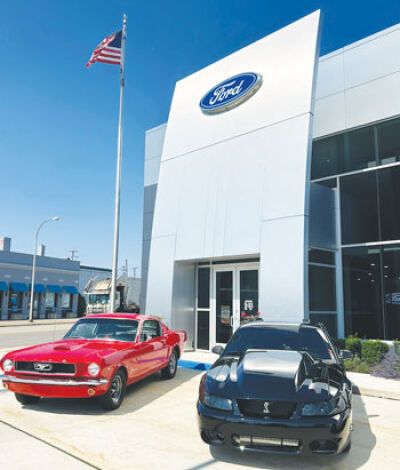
[199,373,233,411]
[302,395,346,417]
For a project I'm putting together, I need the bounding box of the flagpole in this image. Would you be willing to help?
[110,13,127,313]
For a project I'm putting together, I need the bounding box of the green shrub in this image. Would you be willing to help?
[345,335,362,358]
[335,338,346,350]
[344,356,371,374]
[361,340,389,365]
[394,340,400,357]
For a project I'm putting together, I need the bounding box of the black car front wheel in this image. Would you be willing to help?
[15,393,41,405]
[161,350,178,379]
[99,370,126,410]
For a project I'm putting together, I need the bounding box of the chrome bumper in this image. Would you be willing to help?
[0,374,108,387]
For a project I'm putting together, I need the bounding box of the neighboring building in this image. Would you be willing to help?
[0,237,79,320]
[141,13,400,349]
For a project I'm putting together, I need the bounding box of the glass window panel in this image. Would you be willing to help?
[309,265,336,311]
[239,270,258,324]
[340,172,379,244]
[344,126,376,172]
[342,247,384,338]
[317,178,337,189]
[311,135,344,179]
[309,313,337,338]
[309,249,335,265]
[377,118,400,165]
[382,245,400,340]
[378,166,400,241]
[198,268,210,309]
[216,271,233,343]
[197,310,210,349]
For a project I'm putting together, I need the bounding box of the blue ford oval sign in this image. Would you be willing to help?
[199,72,262,114]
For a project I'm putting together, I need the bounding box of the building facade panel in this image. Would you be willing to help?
[142,16,400,346]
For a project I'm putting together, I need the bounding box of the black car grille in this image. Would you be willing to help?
[237,399,297,419]
[14,361,76,375]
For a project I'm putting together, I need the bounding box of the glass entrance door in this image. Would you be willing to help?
[212,263,259,346]
[215,270,234,343]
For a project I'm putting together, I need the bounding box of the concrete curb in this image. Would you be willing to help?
[352,384,400,401]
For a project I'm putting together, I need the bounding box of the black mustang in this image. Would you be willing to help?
[197,322,353,456]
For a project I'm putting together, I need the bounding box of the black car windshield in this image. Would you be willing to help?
[223,326,332,360]
[64,318,139,343]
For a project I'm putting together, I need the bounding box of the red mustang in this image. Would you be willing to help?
[0,314,186,410]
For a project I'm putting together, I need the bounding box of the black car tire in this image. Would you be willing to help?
[342,440,351,454]
[15,393,41,405]
[99,370,126,410]
[161,350,178,379]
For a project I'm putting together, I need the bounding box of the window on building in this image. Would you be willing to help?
[340,171,379,244]
[382,245,400,340]
[377,118,400,165]
[61,293,72,310]
[378,166,400,241]
[309,265,336,312]
[46,293,56,310]
[344,126,376,172]
[309,313,338,338]
[198,268,210,309]
[342,247,384,339]
[311,134,344,179]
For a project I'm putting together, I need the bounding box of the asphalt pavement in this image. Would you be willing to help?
[0,323,72,349]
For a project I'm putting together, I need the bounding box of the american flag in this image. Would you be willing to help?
[86,30,122,68]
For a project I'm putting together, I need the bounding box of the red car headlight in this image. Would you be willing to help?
[2,359,13,372]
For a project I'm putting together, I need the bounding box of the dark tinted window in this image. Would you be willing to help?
[342,247,384,338]
[64,318,139,342]
[311,135,344,179]
[378,166,400,241]
[309,265,336,312]
[309,313,338,338]
[377,118,400,164]
[340,172,379,244]
[344,126,376,172]
[309,249,335,265]
[198,268,210,308]
[224,326,331,360]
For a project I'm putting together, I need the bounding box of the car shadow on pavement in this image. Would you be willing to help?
[19,367,203,417]
[187,394,376,470]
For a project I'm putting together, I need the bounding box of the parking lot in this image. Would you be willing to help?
[0,348,400,470]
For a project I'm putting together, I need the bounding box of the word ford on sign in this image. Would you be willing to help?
[199,72,262,114]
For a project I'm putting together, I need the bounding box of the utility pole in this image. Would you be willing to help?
[69,250,79,261]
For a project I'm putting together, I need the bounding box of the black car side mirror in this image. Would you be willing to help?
[339,349,353,360]
[212,345,225,355]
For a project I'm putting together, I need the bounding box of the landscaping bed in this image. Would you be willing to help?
[336,336,400,379]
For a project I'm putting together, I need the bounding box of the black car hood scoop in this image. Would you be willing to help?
[207,349,334,402]
[242,350,303,379]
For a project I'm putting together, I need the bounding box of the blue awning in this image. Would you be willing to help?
[10,282,28,292]
[63,285,79,294]
[29,283,46,293]
[47,285,63,294]
[0,282,8,291]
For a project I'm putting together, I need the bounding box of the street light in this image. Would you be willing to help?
[29,216,60,322]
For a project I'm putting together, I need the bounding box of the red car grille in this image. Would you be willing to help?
[14,361,76,375]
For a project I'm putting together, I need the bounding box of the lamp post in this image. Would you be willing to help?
[29,216,60,322]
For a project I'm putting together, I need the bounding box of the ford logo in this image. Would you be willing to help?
[34,362,53,372]
[199,72,262,114]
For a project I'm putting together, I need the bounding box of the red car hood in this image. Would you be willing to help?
[6,339,133,363]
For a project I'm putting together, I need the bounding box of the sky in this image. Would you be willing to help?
[1,0,399,273]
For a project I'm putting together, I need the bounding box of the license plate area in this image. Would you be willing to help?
[232,435,301,453]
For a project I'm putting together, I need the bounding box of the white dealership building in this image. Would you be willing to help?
[141,11,400,349]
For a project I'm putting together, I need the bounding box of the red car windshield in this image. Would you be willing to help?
[64,318,139,343]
